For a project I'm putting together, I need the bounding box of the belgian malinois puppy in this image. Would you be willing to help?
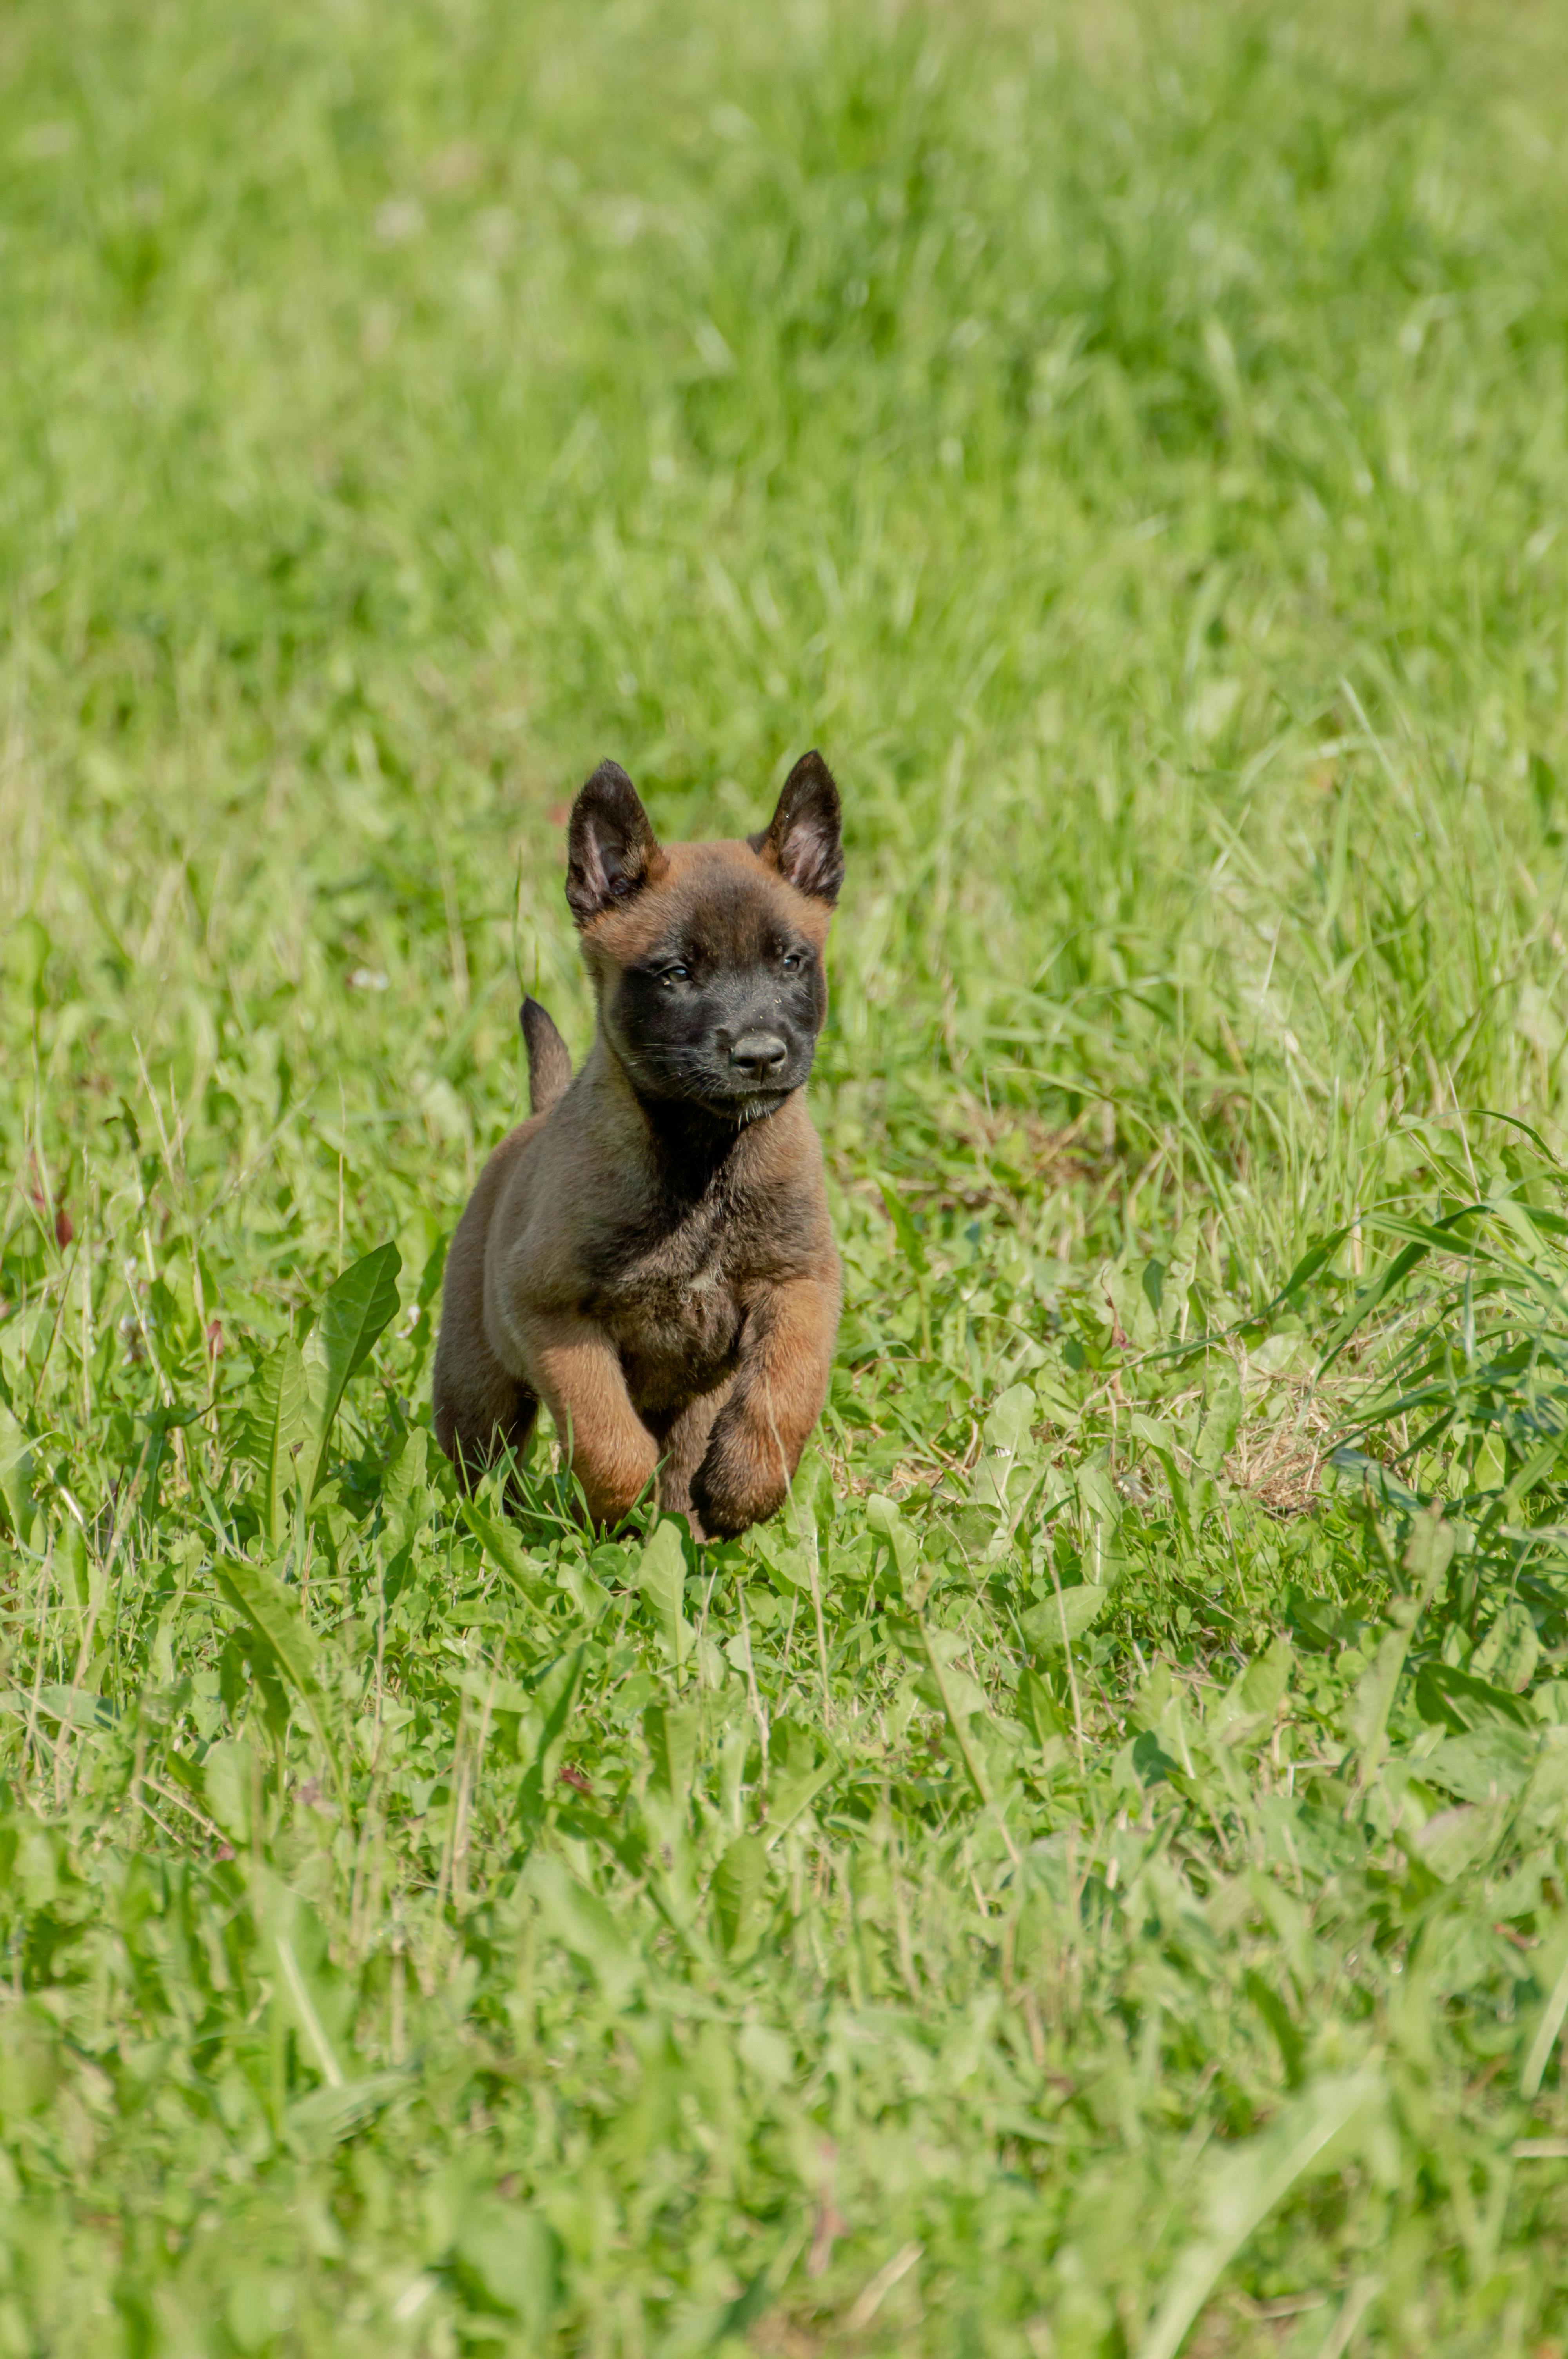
[432,752,844,1539]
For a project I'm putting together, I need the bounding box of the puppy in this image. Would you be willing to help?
[432,752,844,1539]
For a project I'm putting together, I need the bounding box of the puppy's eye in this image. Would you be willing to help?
[661,964,690,986]
[781,950,804,972]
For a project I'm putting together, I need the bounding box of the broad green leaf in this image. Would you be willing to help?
[1472,1602,1539,1694]
[301,1241,402,1499]
[982,1382,1037,1459]
[1131,1413,1196,1541]
[1414,1799,1508,1881]
[694,1630,728,1690]
[529,1855,638,2003]
[1521,1916,1568,2099]
[942,1501,999,1554]
[1414,1659,1534,1734]
[913,1627,988,1720]
[637,1519,692,1665]
[1114,1728,1181,1791]
[380,1425,430,1555]
[1236,1636,1292,1718]
[241,1339,309,1547]
[0,1403,38,1546]
[712,1834,768,1958]
[1330,1447,1425,1512]
[875,1176,927,1275]
[1137,2074,1382,2359]
[286,2070,411,2150]
[644,1702,699,1799]
[454,2205,560,2334]
[214,1556,348,1810]
[1344,1628,1410,1772]
[273,1931,345,2086]
[1075,1461,1126,1589]
[459,1494,554,1608]
[1420,1725,1538,1803]
[557,1558,610,1621]
[787,1444,835,1537]
[735,2023,792,2090]
[1346,1518,1454,1781]
[762,1752,840,1846]
[59,1519,103,1645]
[216,1555,323,1698]
[751,1529,812,1594]
[968,1436,1040,1545]
[459,1668,534,1716]
[0,2003,59,2119]
[517,1645,588,1818]
[1243,1968,1305,2088]
[21,1686,117,1731]
[1195,1364,1242,1473]
[1211,1637,1291,1741]
[4,915,50,1009]
[1020,1587,1107,1652]
[762,1718,840,1839]
[866,1494,920,1596]
[1016,1667,1066,1749]
[203,1737,256,1843]
[1402,1507,1457,1593]
[916,1622,995,1803]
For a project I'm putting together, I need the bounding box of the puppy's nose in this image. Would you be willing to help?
[729,1032,788,1083]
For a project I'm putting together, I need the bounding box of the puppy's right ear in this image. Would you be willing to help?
[566,761,662,925]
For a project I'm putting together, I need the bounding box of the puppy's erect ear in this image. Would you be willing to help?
[751,749,844,905]
[566,761,661,925]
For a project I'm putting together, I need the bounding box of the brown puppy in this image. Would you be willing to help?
[432,752,844,1539]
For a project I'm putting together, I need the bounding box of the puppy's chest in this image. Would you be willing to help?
[586,1198,753,1372]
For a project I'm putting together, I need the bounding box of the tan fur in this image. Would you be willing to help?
[432,778,843,1538]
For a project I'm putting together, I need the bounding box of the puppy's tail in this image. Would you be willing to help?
[521,997,573,1117]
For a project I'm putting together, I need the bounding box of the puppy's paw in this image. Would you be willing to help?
[690,1416,791,1539]
[573,1441,660,1531]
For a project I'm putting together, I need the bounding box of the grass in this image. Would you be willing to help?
[10,0,1568,2348]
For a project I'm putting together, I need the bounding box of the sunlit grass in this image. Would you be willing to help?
[7,1,1568,2351]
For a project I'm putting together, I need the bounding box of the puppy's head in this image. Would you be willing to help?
[565,752,843,1122]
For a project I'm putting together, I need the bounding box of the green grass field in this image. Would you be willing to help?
[9,0,1568,2349]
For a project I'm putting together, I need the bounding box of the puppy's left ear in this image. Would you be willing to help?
[752,750,844,905]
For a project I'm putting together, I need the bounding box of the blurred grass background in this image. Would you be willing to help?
[8,1,1568,2352]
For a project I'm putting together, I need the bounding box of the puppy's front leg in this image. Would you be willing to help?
[689,1276,838,1538]
[652,1380,733,1536]
[521,1311,659,1527]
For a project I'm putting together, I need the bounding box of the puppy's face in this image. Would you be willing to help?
[566,752,843,1122]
